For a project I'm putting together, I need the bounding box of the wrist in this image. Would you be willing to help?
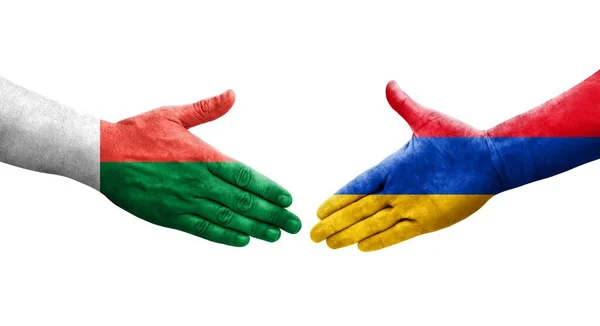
[0,76,101,190]
[481,130,512,193]
[482,71,600,192]
[58,112,101,190]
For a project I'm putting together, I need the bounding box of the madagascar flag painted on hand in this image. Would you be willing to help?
[99,91,300,246]
[313,72,600,251]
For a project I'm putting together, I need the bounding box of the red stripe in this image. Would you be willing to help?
[100,120,234,162]
[488,70,600,137]
[416,71,600,138]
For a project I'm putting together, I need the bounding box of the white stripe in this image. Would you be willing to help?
[0,77,100,190]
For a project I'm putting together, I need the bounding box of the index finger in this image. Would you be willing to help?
[316,194,365,220]
[311,195,389,243]
[207,162,293,207]
[317,164,387,219]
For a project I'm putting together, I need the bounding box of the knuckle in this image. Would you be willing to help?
[268,207,284,225]
[192,100,209,116]
[249,220,261,235]
[235,192,254,212]
[234,166,253,188]
[262,183,275,199]
[366,219,381,235]
[216,206,234,225]
[193,219,210,237]
[207,162,221,175]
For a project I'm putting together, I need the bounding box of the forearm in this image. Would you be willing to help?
[0,77,100,190]
[485,70,600,191]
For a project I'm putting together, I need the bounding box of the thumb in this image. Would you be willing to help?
[172,89,236,129]
[385,81,433,131]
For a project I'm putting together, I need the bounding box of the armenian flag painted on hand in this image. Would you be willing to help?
[312,71,600,252]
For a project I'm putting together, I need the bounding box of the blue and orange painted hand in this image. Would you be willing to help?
[311,72,600,252]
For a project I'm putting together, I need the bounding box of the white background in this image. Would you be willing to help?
[1,1,600,325]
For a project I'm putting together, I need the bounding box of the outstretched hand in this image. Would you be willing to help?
[311,81,503,252]
[100,91,301,247]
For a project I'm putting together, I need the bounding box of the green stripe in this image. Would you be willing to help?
[100,162,300,246]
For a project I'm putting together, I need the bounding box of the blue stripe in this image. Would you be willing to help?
[336,137,600,195]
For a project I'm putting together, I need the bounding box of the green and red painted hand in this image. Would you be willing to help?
[100,90,301,246]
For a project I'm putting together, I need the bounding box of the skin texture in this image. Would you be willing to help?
[312,72,600,252]
[311,82,497,252]
[0,76,99,188]
[101,91,301,246]
[0,76,300,247]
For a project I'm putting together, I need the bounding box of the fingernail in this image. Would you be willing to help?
[278,194,292,207]
[266,228,281,242]
[237,235,249,246]
[284,219,302,234]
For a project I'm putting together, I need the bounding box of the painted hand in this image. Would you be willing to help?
[100,90,301,247]
[311,81,503,252]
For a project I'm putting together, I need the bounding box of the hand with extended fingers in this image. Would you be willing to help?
[310,81,500,251]
[312,72,600,252]
[100,90,301,247]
